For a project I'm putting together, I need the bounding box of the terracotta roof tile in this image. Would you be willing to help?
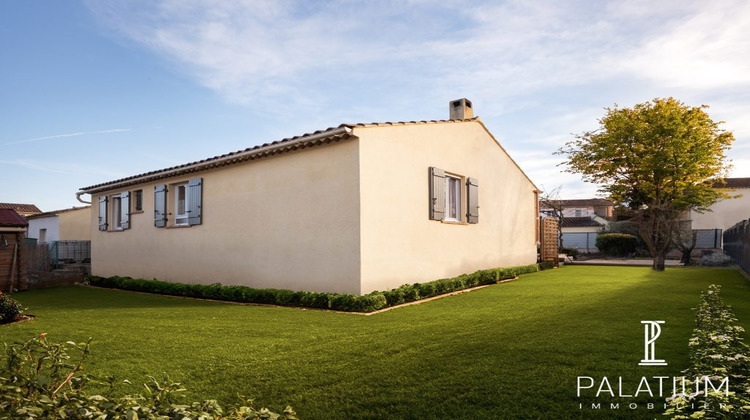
[561,217,605,228]
[0,203,41,214]
[79,118,481,194]
[0,209,28,227]
[542,198,614,207]
[713,177,750,189]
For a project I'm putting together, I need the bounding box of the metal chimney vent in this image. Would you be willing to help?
[450,98,473,120]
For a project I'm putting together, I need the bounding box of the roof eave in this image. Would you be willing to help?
[80,126,354,194]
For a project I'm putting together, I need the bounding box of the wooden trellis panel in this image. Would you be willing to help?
[540,217,559,267]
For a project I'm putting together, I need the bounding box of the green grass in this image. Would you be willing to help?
[3,266,750,419]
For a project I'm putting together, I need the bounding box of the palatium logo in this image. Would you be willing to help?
[575,320,730,413]
[638,320,667,366]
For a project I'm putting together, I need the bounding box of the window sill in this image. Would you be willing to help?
[441,220,468,226]
[130,210,144,215]
[166,224,192,229]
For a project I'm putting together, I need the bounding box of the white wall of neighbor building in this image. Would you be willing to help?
[27,216,58,243]
[357,121,538,294]
[690,190,750,231]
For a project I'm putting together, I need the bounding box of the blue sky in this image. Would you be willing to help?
[3,1,750,212]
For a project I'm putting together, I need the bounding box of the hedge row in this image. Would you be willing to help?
[90,263,547,313]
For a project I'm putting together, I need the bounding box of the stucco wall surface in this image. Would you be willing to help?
[356,121,538,294]
[91,140,361,294]
[59,207,91,240]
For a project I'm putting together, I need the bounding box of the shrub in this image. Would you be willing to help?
[595,233,638,257]
[0,292,24,324]
[664,285,750,419]
[0,335,296,419]
[90,263,544,313]
[699,251,732,267]
[560,247,579,259]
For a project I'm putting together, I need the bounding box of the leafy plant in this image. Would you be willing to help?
[0,291,24,324]
[0,335,297,419]
[664,285,750,419]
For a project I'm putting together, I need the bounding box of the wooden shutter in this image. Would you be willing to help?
[120,191,130,230]
[154,185,167,228]
[187,178,203,226]
[466,177,479,224]
[429,167,446,220]
[98,196,108,231]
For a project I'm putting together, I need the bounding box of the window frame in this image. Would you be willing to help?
[174,182,189,226]
[444,174,462,222]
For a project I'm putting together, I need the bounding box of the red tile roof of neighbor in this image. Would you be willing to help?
[542,198,614,207]
[561,217,605,228]
[713,177,750,189]
[0,203,41,214]
[0,209,28,227]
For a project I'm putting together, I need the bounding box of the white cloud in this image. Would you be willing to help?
[3,129,131,146]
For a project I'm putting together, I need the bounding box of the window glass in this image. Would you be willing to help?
[175,184,188,224]
[112,196,122,229]
[446,176,461,221]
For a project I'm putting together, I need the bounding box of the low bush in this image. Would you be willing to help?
[699,251,732,267]
[0,335,296,419]
[560,247,580,259]
[0,292,24,324]
[664,285,750,419]
[90,263,545,313]
[595,233,638,257]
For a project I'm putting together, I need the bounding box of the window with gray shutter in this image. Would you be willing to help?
[187,178,202,226]
[154,185,167,228]
[466,177,479,224]
[98,196,108,231]
[120,191,131,230]
[429,167,446,220]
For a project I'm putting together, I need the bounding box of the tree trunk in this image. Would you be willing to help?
[652,254,666,271]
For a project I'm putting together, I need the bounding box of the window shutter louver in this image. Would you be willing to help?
[154,185,167,228]
[120,191,130,230]
[467,177,479,224]
[187,178,203,226]
[98,196,108,231]
[429,167,446,220]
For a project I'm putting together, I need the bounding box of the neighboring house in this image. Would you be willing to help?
[540,198,614,219]
[540,198,614,253]
[0,209,29,291]
[78,99,539,295]
[0,203,42,218]
[27,206,92,244]
[689,177,750,248]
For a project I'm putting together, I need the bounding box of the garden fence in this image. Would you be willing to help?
[723,219,750,274]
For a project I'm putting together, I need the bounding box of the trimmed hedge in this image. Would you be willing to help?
[595,233,638,257]
[89,263,545,313]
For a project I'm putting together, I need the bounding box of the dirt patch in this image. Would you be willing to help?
[0,314,36,326]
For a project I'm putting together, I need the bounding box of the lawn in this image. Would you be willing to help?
[3,266,750,419]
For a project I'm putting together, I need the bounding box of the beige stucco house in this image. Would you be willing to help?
[79,99,539,295]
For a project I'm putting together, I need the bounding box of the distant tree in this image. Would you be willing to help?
[558,97,734,271]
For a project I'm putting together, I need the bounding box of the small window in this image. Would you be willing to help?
[39,228,47,244]
[174,183,188,225]
[112,196,123,230]
[445,175,461,222]
[574,209,582,217]
[134,190,143,211]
